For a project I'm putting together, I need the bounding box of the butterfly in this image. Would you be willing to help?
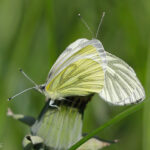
[45,38,145,106]
[9,14,145,107]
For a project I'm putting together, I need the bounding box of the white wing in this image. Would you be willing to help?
[47,38,107,84]
[99,52,145,105]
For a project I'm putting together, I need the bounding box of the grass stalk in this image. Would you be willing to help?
[69,102,144,150]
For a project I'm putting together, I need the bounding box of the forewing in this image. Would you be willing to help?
[45,42,106,99]
[47,39,107,83]
[47,39,88,81]
[46,58,104,98]
[99,52,145,105]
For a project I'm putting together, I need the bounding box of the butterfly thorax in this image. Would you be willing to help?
[44,90,62,101]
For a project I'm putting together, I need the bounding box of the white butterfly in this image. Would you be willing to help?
[46,38,145,106]
[9,14,145,107]
[99,51,145,105]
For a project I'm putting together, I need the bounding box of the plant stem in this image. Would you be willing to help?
[69,102,144,150]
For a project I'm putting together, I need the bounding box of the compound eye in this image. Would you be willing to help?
[40,85,45,91]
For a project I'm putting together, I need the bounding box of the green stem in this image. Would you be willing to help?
[69,102,144,150]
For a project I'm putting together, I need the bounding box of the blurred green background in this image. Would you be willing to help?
[0,0,150,150]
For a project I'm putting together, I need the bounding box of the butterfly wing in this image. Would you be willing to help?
[47,39,89,80]
[45,39,107,100]
[99,52,145,105]
[47,39,106,81]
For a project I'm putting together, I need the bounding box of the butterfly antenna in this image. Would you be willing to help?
[8,86,36,101]
[19,68,38,87]
[96,12,105,38]
[78,13,94,37]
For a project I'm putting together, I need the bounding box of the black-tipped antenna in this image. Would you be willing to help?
[78,13,94,37]
[8,86,36,101]
[96,12,105,38]
[19,68,38,87]
[8,69,40,101]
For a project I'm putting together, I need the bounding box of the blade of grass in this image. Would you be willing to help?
[69,102,144,150]
[143,43,150,150]
[5,0,44,84]
[45,0,58,65]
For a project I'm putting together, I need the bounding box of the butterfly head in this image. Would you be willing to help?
[38,84,46,92]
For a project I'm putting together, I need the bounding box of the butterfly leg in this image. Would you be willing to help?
[49,100,59,109]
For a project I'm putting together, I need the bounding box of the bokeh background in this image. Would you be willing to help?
[0,0,150,150]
